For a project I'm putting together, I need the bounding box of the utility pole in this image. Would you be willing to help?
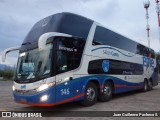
[144,0,150,48]
[155,0,160,44]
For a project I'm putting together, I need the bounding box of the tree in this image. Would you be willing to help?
[0,66,15,80]
[156,51,160,73]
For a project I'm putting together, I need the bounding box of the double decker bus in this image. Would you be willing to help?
[2,12,158,106]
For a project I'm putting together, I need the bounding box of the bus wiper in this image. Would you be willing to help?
[18,71,34,76]
[18,73,28,76]
[27,73,35,79]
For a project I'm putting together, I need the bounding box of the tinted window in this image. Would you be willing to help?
[58,14,93,40]
[88,59,143,75]
[93,26,138,53]
[93,26,155,58]
[55,37,85,74]
[23,13,92,44]
[150,49,155,58]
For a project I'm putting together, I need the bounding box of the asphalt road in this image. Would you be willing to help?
[0,81,160,120]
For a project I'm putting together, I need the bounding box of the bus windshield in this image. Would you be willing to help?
[16,44,52,81]
[15,37,85,83]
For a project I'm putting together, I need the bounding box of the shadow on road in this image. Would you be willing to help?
[23,101,83,111]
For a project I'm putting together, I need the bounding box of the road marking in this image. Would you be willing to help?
[0,108,7,111]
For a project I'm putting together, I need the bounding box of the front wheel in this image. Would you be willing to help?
[81,82,98,107]
[99,82,113,102]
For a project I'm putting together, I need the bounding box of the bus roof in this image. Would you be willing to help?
[21,12,154,52]
[23,12,93,44]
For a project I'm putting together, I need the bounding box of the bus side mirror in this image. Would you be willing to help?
[38,32,72,51]
[1,46,20,62]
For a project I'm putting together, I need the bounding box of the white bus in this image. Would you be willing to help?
[2,12,158,107]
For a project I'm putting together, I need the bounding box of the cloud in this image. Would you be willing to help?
[0,0,159,66]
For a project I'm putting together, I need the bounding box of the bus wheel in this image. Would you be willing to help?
[99,81,113,102]
[147,79,153,91]
[81,82,98,106]
[142,80,148,92]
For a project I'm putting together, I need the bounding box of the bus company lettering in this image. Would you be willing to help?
[21,85,26,89]
[111,51,119,57]
[33,16,52,29]
[143,56,154,70]
[59,45,77,52]
[103,50,119,57]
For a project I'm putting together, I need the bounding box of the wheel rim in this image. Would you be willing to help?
[104,86,111,96]
[86,87,96,101]
[144,81,147,90]
[148,80,152,87]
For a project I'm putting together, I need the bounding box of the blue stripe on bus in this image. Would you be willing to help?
[72,75,143,94]
[14,74,158,106]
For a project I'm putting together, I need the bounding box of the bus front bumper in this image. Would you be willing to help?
[13,86,56,106]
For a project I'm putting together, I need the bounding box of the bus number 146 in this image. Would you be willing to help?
[61,88,70,95]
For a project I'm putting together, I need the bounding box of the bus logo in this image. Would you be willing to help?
[102,60,109,72]
[143,56,154,71]
[21,85,26,89]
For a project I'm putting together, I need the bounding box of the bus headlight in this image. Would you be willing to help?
[37,84,48,92]
[12,85,15,91]
[40,94,48,102]
[37,82,55,92]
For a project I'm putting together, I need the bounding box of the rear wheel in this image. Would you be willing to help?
[81,82,98,106]
[99,82,113,102]
[147,79,153,91]
[142,80,148,92]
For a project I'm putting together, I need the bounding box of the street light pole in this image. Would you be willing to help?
[155,0,160,44]
[144,0,150,48]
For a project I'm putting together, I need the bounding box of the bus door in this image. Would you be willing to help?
[54,37,85,102]
[55,38,75,102]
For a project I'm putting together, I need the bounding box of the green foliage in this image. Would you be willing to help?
[156,52,160,74]
[0,67,15,80]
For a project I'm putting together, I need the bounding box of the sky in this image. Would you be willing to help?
[0,0,159,66]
